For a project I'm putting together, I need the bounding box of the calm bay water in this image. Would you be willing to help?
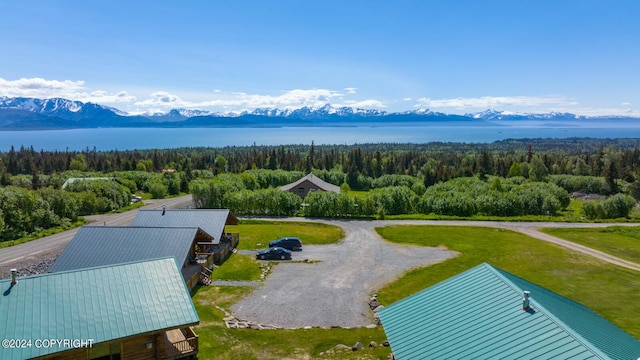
[3,125,640,151]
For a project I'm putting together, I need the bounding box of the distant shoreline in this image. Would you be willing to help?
[4,126,640,152]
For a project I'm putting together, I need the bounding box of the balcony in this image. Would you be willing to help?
[164,327,198,359]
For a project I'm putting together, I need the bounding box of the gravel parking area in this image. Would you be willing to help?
[231,220,457,328]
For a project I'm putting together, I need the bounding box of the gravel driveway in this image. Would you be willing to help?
[231,220,457,328]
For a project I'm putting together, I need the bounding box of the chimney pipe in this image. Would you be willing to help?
[10,269,17,285]
[162,204,166,216]
[522,291,531,310]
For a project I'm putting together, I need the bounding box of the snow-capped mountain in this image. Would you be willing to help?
[0,96,149,129]
[1,96,638,130]
[467,109,585,121]
[0,96,127,118]
[241,104,389,119]
[0,96,84,113]
[144,109,214,121]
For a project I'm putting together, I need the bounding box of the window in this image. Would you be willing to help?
[90,342,121,360]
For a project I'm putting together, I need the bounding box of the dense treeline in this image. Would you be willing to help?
[0,171,185,241]
[190,173,575,218]
[4,138,640,184]
[2,138,640,241]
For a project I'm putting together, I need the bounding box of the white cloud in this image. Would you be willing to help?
[9,77,636,117]
[0,77,136,104]
[413,95,640,116]
[0,77,84,96]
[416,95,572,109]
[339,99,386,108]
[135,91,187,107]
[133,88,385,111]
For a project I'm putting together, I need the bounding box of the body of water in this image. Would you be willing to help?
[3,124,640,151]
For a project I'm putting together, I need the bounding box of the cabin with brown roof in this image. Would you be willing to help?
[280,173,341,198]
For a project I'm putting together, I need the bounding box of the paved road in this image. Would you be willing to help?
[0,195,194,276]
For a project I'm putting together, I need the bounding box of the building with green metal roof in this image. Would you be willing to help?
[49,226,210,273]
[132,209,240,264]
[131,209,238,245]
[0,257,199,360]
[378,263,640,360]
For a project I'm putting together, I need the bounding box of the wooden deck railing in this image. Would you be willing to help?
[165,327,198,359]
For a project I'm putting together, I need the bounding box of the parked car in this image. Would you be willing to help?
[268,237,303,251]
[256,247,292,260]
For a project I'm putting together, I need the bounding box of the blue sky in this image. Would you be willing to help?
[1,0,639,116]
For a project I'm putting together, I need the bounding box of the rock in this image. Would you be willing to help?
[382,340,390,347]
[368,294,380,309]
[369,341,377,348]
[335,344,351,351]
[352,341,364,351]
[373,305,385,313]
[365,324,378,329]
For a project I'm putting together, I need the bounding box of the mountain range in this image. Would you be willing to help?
[0,96,637,130]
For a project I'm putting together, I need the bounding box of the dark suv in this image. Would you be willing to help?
[268,237,302,251]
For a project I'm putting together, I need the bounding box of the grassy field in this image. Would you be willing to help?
[191,222,640,359]
[375,225,640,339]
[541,226,640,264]
[226,220,344,250]
[210,253,263,281]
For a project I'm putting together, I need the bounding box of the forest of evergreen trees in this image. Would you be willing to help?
[2,138,640,242]
[4,138,640,183]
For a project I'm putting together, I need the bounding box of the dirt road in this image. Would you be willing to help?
[3,206,639,326]
[231,218,640,328]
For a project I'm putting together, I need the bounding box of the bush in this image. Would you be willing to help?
[582,194,636,219]
[548,175,611,195]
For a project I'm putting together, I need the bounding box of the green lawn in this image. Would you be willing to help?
[541,226,640,264]
[192,223,640,358]
[210,253,262,281]
[227,220,344,250]
[375,225,640,339]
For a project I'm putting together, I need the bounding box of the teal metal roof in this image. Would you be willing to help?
[378,263,640,360]
[132,209,238,244]
[49,226,209,272]
[0,257,199,360]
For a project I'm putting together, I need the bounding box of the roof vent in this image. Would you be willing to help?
[162,204,166,216]
[10,269,17,285]
[522,290,531,310]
